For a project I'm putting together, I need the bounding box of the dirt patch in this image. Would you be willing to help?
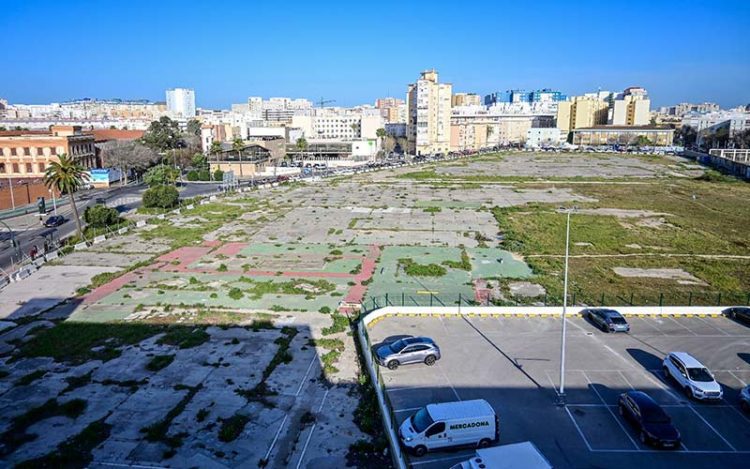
[612,267,707,285]
[578,208,670,218]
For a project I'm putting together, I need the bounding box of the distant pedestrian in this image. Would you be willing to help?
[43,240,49,253]
[30,245,38,260]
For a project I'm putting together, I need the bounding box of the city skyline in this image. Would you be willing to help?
[1,0,749,109]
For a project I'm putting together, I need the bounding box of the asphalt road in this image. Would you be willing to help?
[0,182,222,273]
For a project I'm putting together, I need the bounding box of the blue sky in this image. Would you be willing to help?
[1,0,748,109]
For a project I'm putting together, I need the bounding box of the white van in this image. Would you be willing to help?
[449,442,552,469]
[399,399,499,456]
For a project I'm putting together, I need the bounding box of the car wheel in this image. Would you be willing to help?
[387,360,399,370]
[478,439,491,449]
[413,445,427,457]
[684,385,693,399]
[424,355,436,366]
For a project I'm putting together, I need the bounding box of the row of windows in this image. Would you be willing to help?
[0,162,46,174]
[1,146,60,156]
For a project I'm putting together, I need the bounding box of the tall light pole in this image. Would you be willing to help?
[49,189,57,216]
[7,175,15,210]
[557,207,575,406]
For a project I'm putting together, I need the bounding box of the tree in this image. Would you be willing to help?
[191,152,207,168]
[376,128,387,138]
[677,126,698,147]
[186,119,201,137]
[142,185,179,209]
[295,137,308,160]
[731,128,750,149]
[232,137,245,177]
[44,154,89,239]
[84,204,120,229]
[141,116,184,152]
[143,165,179,187]
[635,135,653,147]
[100,140,159,185]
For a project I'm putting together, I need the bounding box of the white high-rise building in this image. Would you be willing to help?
[166,88,196,119]
[407,70,452,155]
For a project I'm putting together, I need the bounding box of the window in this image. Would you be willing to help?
[23,147,30,156]
[12,163,19,173]
[37,147,44,156]
[38,163,45,172]
[0,163,5,173]
[25,163,33,173]
[425,422,445,437]
[51,147,57,155]
[10,148,17,156]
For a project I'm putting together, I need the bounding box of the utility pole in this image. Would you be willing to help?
[557,207,575,406]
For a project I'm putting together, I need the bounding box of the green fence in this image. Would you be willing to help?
[361,290,750,315]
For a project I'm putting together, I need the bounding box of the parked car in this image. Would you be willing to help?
[723,306,750,324]
[94,197,107,205]
[583,308,630,333]
[663,352,723,400]
[618,391,681,448]
[43,215,65,227]
[740,385,750,413]
[375,337,440,370]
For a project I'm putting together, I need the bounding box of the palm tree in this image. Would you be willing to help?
[296,137,308,163]
[232,137,245,178]
[209,141,223,181]
[44,153,89,239]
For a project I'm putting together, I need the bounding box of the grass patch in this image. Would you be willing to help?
[322,314,349,336]
[218,414,250,442]
[228,287,244,300]
[15,369,47,386]
[422,206,442,213]
[398,258,447,277]
[0,398,87,457]
[147,354,175,371]
[141,384,201,454]
[15,419,111,469]
[442,248,471,271]
[157,326,210,349]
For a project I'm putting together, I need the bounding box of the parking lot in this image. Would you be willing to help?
[368,314,750,468]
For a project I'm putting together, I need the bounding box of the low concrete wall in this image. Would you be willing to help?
[682,150,750,180]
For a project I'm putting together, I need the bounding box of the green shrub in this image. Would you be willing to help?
[213,169,224,181]
[228,288,243,300]
[83,204,120,229]
[398,258,447,277]
[144,165,179,187]
[142,185,179,209]
[186,170,199,181]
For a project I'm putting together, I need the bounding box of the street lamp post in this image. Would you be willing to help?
[7,175,15,210]
[49,189,57,215]
[557,208,574,406]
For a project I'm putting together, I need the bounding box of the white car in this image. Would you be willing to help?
[662,352,723,401]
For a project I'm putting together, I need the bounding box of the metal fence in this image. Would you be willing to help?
[361,290,750,315]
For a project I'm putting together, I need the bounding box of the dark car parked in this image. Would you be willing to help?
[43,215,65,227]
[584,308,630,333]
[723,307,750,324]
[618,391,680,449]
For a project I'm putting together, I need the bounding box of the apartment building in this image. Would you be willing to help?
[450,105,555,151]
[291,108,384,141]
[375,97,406,123]
[556,96,610,133]
[166,88,196,119]
[0,126,98,179]
[407,70,452,155]
[609,87,650,126]
[485,89,566,106]
[451,93,481,107]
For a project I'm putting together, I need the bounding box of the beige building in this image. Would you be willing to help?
[407,70,452,155]
[450,114,554,151]
[451,93,481,107]
[609,87,650,126]
[0,126,97,179]
[572,126,674,146]
[556,97,610,133]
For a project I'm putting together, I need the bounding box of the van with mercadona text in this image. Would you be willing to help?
[399,399,499,457]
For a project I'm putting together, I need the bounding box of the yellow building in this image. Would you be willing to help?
[557,97,610,133]
[407,70,452,155]
[451,93,481,107]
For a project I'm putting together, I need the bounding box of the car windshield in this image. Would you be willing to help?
[411,408,434,433]
[610,316,627,324]
[687,367,713,382]
[390,340,407,353]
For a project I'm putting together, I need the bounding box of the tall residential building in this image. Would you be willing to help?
[556,96,610,133]
[375,97,406,123]
[658,102,720,117]
[485,89,566,106]
[609,87,650,126]
[166,88,196,119]
[407,70,452,155]
[451,93,481,107]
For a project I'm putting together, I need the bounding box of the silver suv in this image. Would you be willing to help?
[663,352,723,401]
[376,337,441,370]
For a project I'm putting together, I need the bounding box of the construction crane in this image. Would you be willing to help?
[316,97,335,108]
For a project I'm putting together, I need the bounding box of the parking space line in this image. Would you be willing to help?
[295,355,319,396]
[729,370,748,386]
[687,406,737,451]
[581,371,640,450]
[295,424,316,469]
[437,363,461,401]
[617,371,636,390]
[662,316,698,336]
[694,317,730,336]
[564,406,593,451]
[264,414,288,462]
[409,454,468,466]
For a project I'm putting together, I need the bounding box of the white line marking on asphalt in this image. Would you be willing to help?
[295,424,316,469]
[296,355,318,396]
[582,371,640,450]
[564,406,593,452]
[617,370,636,390]
[438,363,461,401]
[687,406,737,451]
[409,454,468,466]
[728,370,748,386]
[264,414,288,462]
[317,388,330,413]
[694,317,730,336]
